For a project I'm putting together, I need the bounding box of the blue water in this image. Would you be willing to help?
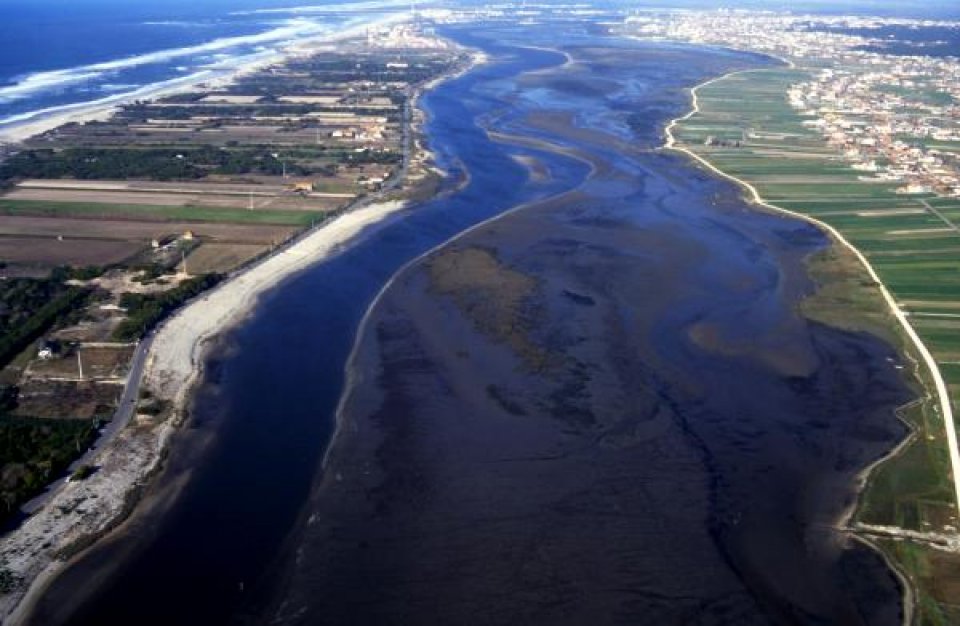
[6,6,918,623]
[0,0,410,128]
[23,30,589,625]
[1,0,955,132]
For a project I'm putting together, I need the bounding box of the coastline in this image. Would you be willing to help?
[663,65,958,626]
[0,13,408,147]
[273,37,913,624]
[0,27,932,623]
[0,198,412,625]
[662,67,959,512]
[0,36,482,625]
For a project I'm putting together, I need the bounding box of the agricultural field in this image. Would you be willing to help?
[25,345,134,381]
[0,239,141,277]
[0,199,320,226]
[0,212,296,277]
[0,38,466,525]
[182,243,269,275]
[676,67,960,624]
[0,44,463,276]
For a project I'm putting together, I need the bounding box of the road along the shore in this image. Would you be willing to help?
[663,69,960,516]
[0,32,483,623]
[19,336,153,517]
[0,198,411,625]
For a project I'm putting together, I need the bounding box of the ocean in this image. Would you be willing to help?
[23,20,909,625]
[1,0,956,135]
[0,0,411,131]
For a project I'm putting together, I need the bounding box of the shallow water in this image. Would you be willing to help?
[271,27,911,626]
[26,21,910,626]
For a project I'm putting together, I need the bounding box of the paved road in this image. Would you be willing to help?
[15,81,422,519]
[382,90,413,194]
[19,335,154,515]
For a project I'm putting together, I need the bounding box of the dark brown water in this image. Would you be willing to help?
[26,22,910,626]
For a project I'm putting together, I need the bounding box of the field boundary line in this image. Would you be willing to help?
[663,68,960,516]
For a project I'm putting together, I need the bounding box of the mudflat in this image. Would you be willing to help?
[273,34,911,626]
[21,23,916,626]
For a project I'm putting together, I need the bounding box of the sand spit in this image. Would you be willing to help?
[146,199,408,404]
[0,14,407,146]
[0,30,482,619]
[0,198,408,624]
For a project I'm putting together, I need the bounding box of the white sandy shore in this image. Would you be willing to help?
[146,199,408,404]
[0,33,479,622]
[0,197,409,624]
[0,13,407,146]
[145,45,484,411]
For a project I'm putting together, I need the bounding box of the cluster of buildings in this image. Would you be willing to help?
[622,10,960,197]
[791,64,960,195]
[365,23,451,49]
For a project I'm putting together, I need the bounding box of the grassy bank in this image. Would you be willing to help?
[673,67,960,625]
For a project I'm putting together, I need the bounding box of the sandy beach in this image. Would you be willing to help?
[0,13,407,146]
[0,22,479,621]
[2,24,924,623]
[0,196,411,624]
[146,198,409,405]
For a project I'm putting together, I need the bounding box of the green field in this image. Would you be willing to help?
[0,199,322,227]
[676,67,960,625]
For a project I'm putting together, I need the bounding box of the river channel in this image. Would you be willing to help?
[28,20,910,626]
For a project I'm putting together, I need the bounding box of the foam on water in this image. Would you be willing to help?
[0,70,217,127]
[0,18,326,104]
[0,0,408,139]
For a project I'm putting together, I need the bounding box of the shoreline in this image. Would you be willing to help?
[2,31,935,623]
[277,38,916,624]
[1,198,413,625]
[325,44,598,499]
[0,35,482,625]
[0,13,408,147]
[662,65,959,512]
[663,63,958,626]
